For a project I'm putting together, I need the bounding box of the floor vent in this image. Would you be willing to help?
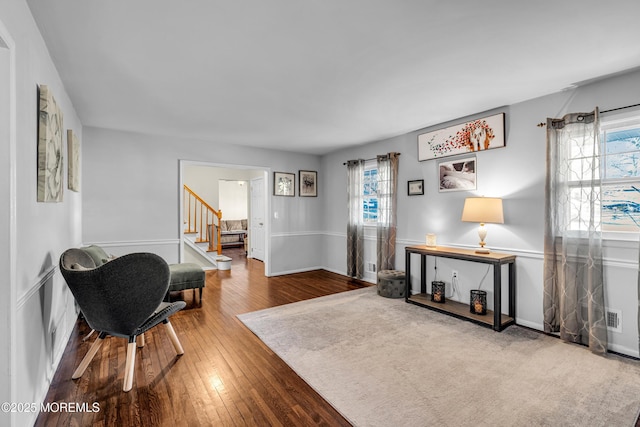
[606,308,622,333]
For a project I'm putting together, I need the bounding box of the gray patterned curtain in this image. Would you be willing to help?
[376,153,399,272]
[347,159,365,279]
[543,108,608,354]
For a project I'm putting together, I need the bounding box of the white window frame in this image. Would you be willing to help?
[597,110,640,239]
[363,160,378,225]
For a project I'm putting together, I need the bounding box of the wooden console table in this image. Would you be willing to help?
[404,245,516,331]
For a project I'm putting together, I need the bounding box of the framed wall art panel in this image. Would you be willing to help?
[274,172,295,196]
[418,113,505,161]
[299,170,317,197]
[37,84,64,202]
[67,129,80,192]
[438,156,477,192]
[408,179,424,196]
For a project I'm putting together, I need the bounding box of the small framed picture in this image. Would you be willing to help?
[274,172,295,196]
[408,179,424,196]
[299,170,317,197]
[67,129,80,192]
[438,156,476,192]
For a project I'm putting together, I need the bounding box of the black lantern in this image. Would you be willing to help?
[431,281,446,303]
[470,290,487,315]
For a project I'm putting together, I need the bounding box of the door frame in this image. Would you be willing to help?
[0,19,16,426]
[178,160,271,276]
[249,175,266,262]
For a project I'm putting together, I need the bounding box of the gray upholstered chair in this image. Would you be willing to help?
[81,245,205,303]
[59,248,186,392]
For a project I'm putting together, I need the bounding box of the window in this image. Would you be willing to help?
[363,162,378,223]
[600,116,640,232]
[569,113,640,233]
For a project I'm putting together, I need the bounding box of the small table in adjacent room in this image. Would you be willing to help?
[404,245,516,332]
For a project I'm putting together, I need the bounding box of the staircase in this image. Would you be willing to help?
[183,185,231,270]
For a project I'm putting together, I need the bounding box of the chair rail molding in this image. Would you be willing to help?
[85,238,180,248]
[17,264,57,310]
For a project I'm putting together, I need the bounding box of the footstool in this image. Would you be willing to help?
[215,255,232,271]
[166,263,205,303]
[377,270,406,298]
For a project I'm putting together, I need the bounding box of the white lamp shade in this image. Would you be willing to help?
[461,197,504,224]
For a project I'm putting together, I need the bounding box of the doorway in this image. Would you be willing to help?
[179,161,270,275]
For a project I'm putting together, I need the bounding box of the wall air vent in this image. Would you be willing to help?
[606,308,622,334]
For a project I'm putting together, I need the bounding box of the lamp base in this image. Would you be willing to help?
[475,247,491,254]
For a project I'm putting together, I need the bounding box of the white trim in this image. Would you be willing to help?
[609,343,640,359]
[179,160,271,277]
[271,231,324,238]
[326,234,638,269]
[0,19,17,425]
[179,161,185,263]
[84,239,180,248]
[17,265,57,310]
[601,233,640,246]
[515,319,544,331]
[502,319,638,357]
[324,231,345,238]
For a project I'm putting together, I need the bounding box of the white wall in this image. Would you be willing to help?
[219,180,248,220]
[184,164,255,219]
[0,1,83,425]
[82,127,323,275]
[322,69,640,357]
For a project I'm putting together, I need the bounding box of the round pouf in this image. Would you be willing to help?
[377,270,406,298]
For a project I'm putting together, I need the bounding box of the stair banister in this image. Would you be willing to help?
[183,184,222,254]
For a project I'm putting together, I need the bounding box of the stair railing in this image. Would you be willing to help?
[183,184,222,254]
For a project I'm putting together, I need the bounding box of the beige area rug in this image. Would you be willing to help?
[238,287,640,427]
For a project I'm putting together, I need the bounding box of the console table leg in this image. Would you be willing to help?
[420,255,427,294]
[509,262,516,318]
[493,265,501,331]
[405,251,411,301]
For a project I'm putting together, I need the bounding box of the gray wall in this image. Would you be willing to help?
[322,69,640,357]
[82,127,324,275]
[0,22,11,427]
[1,1,83,425]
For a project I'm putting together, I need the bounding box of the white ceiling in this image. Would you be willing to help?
[26,0,640,155]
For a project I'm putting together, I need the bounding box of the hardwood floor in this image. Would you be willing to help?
[36,249,369,426]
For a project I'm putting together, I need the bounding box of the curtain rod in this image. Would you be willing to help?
[343,153,401,165]
[536,102,640,127]
[600,102,640,114]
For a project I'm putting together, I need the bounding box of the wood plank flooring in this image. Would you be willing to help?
[36,249,369,426]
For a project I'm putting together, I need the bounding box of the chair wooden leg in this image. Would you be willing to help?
[123,340,137,392]
[164,321,184,355]
[82,329,96,342]
[136,333,145,348]
[72,334,105,379]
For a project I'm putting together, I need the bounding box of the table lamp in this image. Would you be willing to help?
[461,197,504,254]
